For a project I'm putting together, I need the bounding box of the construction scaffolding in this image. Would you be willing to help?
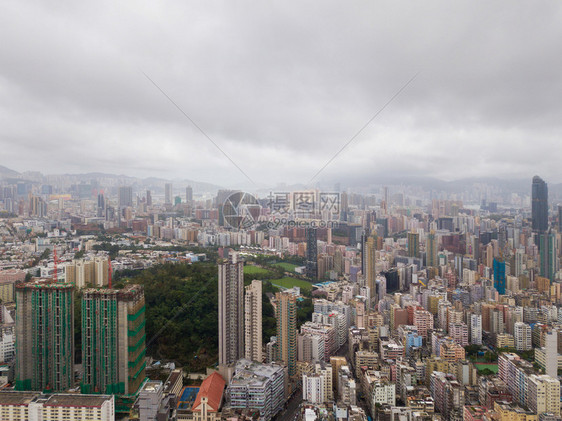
[80,284,146,403]
[15,282,74,392]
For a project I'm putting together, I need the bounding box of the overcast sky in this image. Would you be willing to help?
[1,1,561,188]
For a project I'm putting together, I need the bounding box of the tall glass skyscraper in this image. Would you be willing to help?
[532,176,548,245]
[493,258,506,295]
[540,230,558,281]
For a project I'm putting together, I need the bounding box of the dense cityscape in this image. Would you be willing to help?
[0,168,560,421]
[2,1,562,420]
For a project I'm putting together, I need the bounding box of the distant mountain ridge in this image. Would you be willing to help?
[0,165,20,178]
[2,164,562,199]
[318,174,562,200]
[0,165,222,193]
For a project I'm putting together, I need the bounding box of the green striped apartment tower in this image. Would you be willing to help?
[15,282,75,392]
[81,284,146,396]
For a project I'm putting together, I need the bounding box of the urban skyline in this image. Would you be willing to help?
[0,172,561,419]
[2,1,562,419]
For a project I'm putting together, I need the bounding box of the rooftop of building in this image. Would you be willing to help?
[163,369,182,393]
[528,374,560,384]
[355,350,378,356]
[0,269,26,274]
[141,380,163,394]
[381,341,404,350]
[233,359,284,380]
[192,372,225,412]
[83,288,120,295]
[230,369,268,388]
[43,394,113,408]
[0,391,40,406]
[495,401,535,414]
[16,280,74,290]
[83,283,143,295]
[465,406,487,415]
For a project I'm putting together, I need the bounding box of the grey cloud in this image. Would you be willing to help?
[1,0,562,186]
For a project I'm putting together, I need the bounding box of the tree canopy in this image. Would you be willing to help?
[122,263,219,371]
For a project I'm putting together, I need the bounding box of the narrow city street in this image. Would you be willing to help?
[275,388,303,421]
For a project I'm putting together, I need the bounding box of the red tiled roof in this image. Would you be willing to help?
[192,372,226,412]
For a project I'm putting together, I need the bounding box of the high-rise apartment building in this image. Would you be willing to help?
[364,236,377,296]
[96,193,105,218]
[413,309,433,340]
[448,323,468,347]
[532,176,548,245]
[470,314,482,345]
[302,362,333,404]
[513,322,532,351]
[540,230,558,281]
[186,186,193,203]
[498,352,560,414]
[146,190,152,207]
[15,282,74,392]
[81,284,146,395]
[0,269,25,303]
[407,232,420,258]
[118,186,133,208]
[227,359,285,421]
[164,183,173,205]
[244,280,262,362]
[64,257,109,289]
[275,291,297,377]
[217,189,236,226]
[29,195,47,218]
[302,373,325,404]
[218,255,244,367]
[298,333,325,363]
[544,330,558,378]
[430,371,464,418]
[94,256,109,287]
[305,228,318,280]
[426,231,437,268]
[526,374,560,416]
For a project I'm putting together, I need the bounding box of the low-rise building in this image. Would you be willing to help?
[496,333,515,349]
[302,362,333,404]
[226,359,285,421]
[0,391,114,421]
[191,372,225,421]
[493,400,538,420]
